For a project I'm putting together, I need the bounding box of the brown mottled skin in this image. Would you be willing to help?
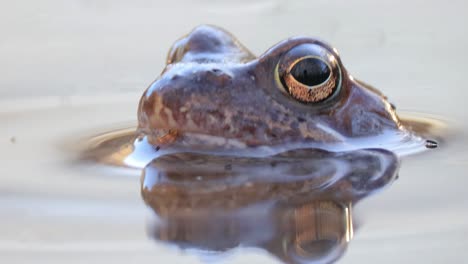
[137,25,404,151]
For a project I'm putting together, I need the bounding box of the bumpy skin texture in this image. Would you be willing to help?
[137,25,403,151]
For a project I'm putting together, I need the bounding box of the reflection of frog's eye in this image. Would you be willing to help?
[277,44,342,104]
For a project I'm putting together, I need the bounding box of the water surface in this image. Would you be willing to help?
[1,0,468,263]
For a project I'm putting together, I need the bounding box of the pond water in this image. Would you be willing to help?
[1,0,467,263]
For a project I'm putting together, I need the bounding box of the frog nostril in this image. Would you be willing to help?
[204,68,233,85]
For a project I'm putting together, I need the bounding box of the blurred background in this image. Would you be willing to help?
[1,0,467,263]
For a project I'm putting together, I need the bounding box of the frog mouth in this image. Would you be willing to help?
[136,127,249,153]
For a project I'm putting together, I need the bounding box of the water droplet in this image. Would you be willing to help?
[425,139,438,149]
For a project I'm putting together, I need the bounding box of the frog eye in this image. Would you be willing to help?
[277,44,342,104]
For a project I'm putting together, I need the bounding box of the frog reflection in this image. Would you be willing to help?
[141,149,399,264]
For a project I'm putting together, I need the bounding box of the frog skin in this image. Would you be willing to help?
[137,25,411,155]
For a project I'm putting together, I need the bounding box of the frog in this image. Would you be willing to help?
[132,26,423,263]
[136,25,420,156]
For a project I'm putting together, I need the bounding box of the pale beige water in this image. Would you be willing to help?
[1,0,468,263]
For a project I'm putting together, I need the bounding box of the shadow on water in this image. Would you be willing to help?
[141,149,399,264]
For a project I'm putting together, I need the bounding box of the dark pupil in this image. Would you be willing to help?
[290,58,330,86]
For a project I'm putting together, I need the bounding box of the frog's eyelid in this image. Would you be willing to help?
[274,63,290,96]
[257,36,340,63]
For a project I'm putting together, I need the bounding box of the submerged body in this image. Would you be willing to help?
[137,25,413,155]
